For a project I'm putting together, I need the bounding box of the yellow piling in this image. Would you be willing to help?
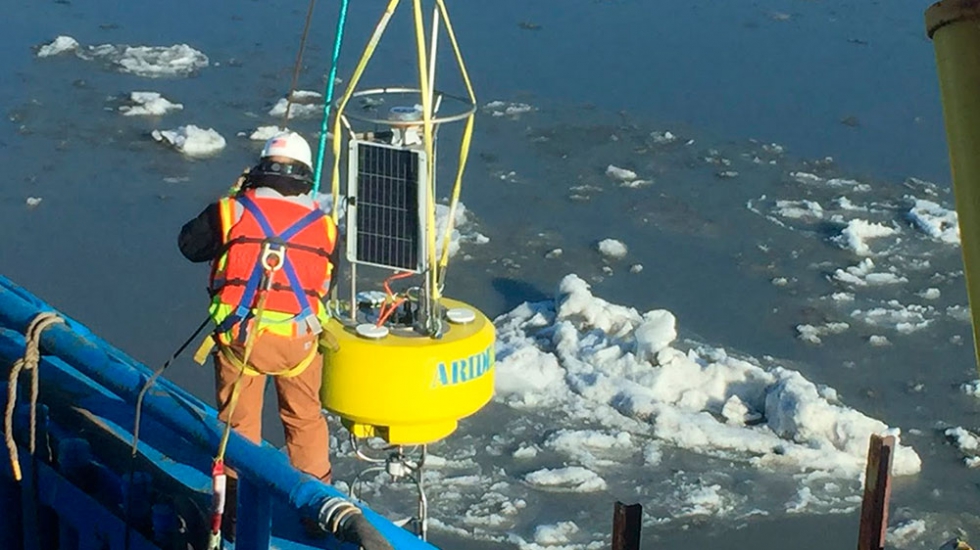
[926,0,980,370]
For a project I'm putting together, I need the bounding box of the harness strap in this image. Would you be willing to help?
[215,236,333,260]
[218,197,330,339]
[236,197,324,323]
[211,278,321,297]
[217,342,318,379]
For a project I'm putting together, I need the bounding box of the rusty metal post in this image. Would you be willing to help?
[612,501,642,550]
[857,434,895,550]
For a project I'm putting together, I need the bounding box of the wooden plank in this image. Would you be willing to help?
[857,434,895,550]
[612,501,642,550]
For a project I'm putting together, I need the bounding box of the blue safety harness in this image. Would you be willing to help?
[214,195,328,342]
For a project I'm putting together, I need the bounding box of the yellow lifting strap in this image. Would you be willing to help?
[327,0,478,309]
[330,0,402,224]
[433,0,477,287]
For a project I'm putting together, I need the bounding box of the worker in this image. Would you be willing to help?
[177,131,338,538]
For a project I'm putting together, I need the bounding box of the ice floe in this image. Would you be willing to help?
[650,130,678,144]
[36,36,79,57]
[960,380,980,398]
[485,101,535,117]
[832,259,908,286]
[605,165,637,182]
[543,430,632,468]
[746,166,966,351]
[672,482,732,517]
[494,275,921,480]
[775,200,824,220]
[246,125,288,141]
[850,301,932,334]
[605,165,650,187]
[887,519,928,548]
[945,427,980,467]
[524,466,608,493]
[796,322,849,345]
[435,202,489,258]
[151,125,226,158]
[868,335,890,346]
[268,90,324,119]
[908,199,959,245]
[532,522,580,546]
[832,219,898,256]
[918,288,941,300]
[790,171,872,192]
[38,36,208,77]
[596,239,627,260]
[118,92,183,116]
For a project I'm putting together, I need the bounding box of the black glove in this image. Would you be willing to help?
[340,514,394,550]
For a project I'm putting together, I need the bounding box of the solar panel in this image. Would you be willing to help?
[346,140,428,272]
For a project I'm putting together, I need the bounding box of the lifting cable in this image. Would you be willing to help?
[312,0,352,199]
[280,0,320,128]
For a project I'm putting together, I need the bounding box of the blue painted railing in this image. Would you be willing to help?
[0,275,442,549]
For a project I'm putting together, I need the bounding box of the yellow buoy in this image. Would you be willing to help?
[320,297,495,445]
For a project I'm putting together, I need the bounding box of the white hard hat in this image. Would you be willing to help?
[261,131,313,170]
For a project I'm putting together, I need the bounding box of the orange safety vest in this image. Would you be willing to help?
[208,190,337,344]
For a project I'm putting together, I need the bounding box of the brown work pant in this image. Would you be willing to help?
[214,331,331,481]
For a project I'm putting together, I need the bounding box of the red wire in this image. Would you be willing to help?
[375,271,415,327]
[375,297,407,327]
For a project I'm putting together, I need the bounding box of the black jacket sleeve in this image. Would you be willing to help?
[178,203,223,263]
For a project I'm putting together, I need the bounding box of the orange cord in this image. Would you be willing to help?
[375,297,408,327]
[375,271,415,327]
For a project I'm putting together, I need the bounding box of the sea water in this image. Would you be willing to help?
[1,1,977,549]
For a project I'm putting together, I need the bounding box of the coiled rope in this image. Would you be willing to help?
[4,312,64,482]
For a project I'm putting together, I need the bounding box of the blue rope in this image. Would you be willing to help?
[312,0,351,198]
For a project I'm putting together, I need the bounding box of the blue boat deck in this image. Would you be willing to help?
[0,275,439,549]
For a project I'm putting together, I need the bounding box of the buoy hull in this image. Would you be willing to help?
[320,298,495,445]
